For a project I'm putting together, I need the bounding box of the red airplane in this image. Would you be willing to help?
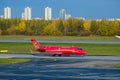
[31,38,87,56]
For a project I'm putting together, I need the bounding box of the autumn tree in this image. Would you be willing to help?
[0,18,119,36]
[63,20,69,35]
[98,19,118,36]
[16,21,26,34]
[65,18,81,36]
[111,19,120,35]
[44,20,62,36]
[24,20,33,35]
[117,21,120,35]
[57,20,64,34]
[91,20,100,35]
[0,29,2,35]
[83,20,91,31]
[7,25,16,35]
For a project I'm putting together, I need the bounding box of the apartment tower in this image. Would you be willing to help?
[45,7,52,20]
[4,7,11,19]
[22,7,31,20]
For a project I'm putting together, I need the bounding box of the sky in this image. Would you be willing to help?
[0,0,120,19]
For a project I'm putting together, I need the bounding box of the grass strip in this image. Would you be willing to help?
[0,42,120,56]
[114,64,120,68]
[0,58,30,65]
[0,35,119,40]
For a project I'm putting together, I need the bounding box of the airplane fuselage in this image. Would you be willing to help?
[31,38,86,56]
[45,46,86,55]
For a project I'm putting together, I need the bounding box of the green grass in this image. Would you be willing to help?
[0,58,30,65]
[115,64,120,68]
[0,42,120,56]
[0,35,119,40]
[0,42,33,53]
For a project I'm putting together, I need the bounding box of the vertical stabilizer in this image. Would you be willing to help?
[31,38,45,52]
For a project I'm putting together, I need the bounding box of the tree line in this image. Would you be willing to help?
[0,18,120,36]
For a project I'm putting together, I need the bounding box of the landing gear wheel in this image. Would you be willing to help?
[58,54,62,57]
[52,54,57,56]
[52,54,62,57]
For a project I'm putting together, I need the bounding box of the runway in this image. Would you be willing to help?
[0,53,120,61]
[0,39,120,44]
[0,53,120,80]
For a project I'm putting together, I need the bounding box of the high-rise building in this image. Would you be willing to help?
[4,7,11,19]
[60,9,66,20]
[65,14,72,20]
[45,7,52,20]
[22,7,31,20]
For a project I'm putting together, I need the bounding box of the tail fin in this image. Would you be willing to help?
[31,38,40,51]
[31,38,45,52]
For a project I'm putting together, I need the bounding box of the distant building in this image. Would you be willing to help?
[0,15,3,18]
[4,7,11,19]
[107,18,120,21]
[116,18,120,21]
[21,12,25,20]
[75,17,85,20]
[45,7,52,20]
[33,18,42,20]
[60,9,66,20]
[65,14,71,20]
[108,18,116,21]
[22,7,31,20]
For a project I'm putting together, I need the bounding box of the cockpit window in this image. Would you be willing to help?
[78,48,83,50]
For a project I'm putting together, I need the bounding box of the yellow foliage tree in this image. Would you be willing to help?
[98,19,118,36]
[7,25,16,35]
[63,20,69,35]
[63,20,69,28]
[16,21,26,32]
[0,29,2,35]
[83,20,91,31]
[44,21,62,36]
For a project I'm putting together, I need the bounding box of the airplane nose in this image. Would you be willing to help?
[81,50,87,54]
[77,50,86,55]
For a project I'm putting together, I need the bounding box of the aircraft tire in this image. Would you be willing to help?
[58,54,62,57]
[52,54,62,57]
[52,54,57,56]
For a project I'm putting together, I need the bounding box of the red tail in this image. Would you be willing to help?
[31,38,45,52]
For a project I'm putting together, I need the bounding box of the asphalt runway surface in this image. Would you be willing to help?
[0,53,120,80]
[0,39,120,44]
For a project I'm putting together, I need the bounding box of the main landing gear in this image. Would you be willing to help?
[52,54,62,57]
